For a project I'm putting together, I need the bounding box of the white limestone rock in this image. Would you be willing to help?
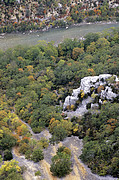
[80,76,99,94]
[101,86,117,100]
[63,74,118,110]
[91,103,99,110]
[99,74,112,81]
[99,99,103,104]
[72,87,81,97]
[63,95,78,109]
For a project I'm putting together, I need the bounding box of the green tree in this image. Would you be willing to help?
[72,47,84,60]
[84,33,100,49]
[4,149,13,161]
[50,147,72,177]
[0,134,16,150]
[52,126,67,141]
[31,148,44,162]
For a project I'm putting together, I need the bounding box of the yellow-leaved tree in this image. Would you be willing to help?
[0,160,23,180]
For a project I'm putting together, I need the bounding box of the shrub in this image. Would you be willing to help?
[70,104,75,111]
[52,126,67,141]
[19,143,30,154]
[31,148,44,162]
[94,95,99,103]
[50,146,72,177]
[97,85,104,94]
[25,150,32,159]
[3,149,13,161]
[86,103,91,109]
[39,137,49,149]
[35,170,41,176]
[0,160,23,180]
[106,75,116,84]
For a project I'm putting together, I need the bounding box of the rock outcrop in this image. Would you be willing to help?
[63,74,119,117]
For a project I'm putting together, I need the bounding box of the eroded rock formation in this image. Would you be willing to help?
[63,74,119,117]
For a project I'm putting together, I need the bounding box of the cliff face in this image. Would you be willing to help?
[63,74,119,117]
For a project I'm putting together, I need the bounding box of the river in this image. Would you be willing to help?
[0,22,119,51]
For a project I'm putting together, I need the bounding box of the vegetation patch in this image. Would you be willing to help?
[50,146,72,177]
[0,28,119,178]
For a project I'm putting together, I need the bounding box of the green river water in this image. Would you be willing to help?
[0,22,119,50]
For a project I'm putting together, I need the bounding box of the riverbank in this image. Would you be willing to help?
[1,0,119,35]
[0,20,119,36]
[72,20,119,27]
[0,22,119,51]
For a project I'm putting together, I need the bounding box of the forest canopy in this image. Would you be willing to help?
[0,27,119,178]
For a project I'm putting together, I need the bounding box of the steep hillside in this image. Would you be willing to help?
[0,28,119,179]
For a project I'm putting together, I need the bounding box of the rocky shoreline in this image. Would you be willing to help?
[0,20,118,36]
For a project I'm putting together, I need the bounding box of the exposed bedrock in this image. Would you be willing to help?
[63,74,119,117]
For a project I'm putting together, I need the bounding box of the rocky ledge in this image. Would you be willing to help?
[63,74,119,117]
